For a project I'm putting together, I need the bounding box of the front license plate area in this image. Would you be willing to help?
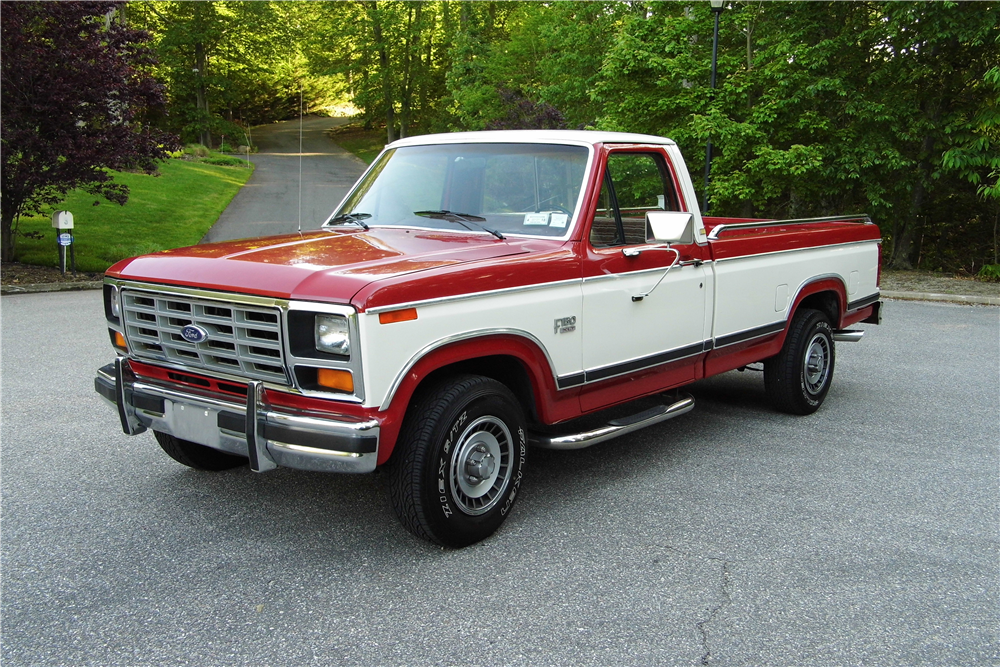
[165,400,222,448]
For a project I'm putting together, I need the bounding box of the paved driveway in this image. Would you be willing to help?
[1,294,996,666]
[200,117,368,243]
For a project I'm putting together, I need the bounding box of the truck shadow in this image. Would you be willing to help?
[523,370,775,496]
[144,370,777,555]
[151,461,410,552]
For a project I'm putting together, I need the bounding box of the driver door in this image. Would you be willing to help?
[579,149,710,412]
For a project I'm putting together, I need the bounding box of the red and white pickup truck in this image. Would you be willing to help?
[95,130,882,547]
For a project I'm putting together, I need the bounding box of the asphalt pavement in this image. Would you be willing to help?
[1,292,997,666]
[199,116,368,243]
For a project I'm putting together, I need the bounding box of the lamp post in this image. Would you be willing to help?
[702,0,725,214]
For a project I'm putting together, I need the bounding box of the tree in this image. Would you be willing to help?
[132,1,308,146]
[305,1,458,140]
[362,0,400,143]
[1,0,177,262]
[592,0,999,270]
[473,1,626,129]
[444,1,518,131]
[485,89,567,130]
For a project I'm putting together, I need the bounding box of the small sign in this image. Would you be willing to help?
[523,212,550,226]
[57,233,74,246]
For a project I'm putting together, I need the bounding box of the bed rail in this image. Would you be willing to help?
[707,215,872,240]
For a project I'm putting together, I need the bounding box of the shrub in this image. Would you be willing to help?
[184,143,210,158]
[201,156,249,167]
[976,264,1000,282]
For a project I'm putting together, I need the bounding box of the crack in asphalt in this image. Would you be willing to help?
[695,558,732,666]
[652,545,735,665]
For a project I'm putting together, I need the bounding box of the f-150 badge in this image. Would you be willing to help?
[554,316,576,334]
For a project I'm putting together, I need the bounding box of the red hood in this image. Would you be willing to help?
[107,228,530,303]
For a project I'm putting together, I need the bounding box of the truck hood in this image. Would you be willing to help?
[107,228,530,303]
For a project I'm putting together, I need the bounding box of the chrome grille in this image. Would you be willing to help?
[121,289,288,384]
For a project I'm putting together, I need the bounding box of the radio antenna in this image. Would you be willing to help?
[297,88,303,235]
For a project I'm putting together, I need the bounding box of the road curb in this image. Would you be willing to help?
[880,290,999,306]
[1,281,103,295]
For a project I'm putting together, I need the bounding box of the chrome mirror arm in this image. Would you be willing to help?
[631,246,681,302]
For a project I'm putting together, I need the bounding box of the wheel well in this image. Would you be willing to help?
[798,290,839,325]
[418,355,539,423]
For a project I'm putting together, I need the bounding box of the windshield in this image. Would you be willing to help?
[326,143,590,238]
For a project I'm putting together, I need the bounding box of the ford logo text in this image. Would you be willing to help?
[180,324,209,343]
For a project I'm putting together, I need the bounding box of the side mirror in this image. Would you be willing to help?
[646,211,694,245]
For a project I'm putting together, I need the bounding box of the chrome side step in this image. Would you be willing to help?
[833,330,865,342]
[529,394,695,450]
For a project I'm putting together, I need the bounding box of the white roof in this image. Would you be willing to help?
[387,129,676,149]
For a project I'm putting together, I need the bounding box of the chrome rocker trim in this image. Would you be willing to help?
[95,360,378,473]
[832,330,865,343]
[529,394,695,450]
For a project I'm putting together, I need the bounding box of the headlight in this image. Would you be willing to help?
[103,284,121,323]
[315,314,350,356]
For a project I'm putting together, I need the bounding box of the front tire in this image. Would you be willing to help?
[764,308,835,415]
[154,431,248,471]
[388,375,527,548]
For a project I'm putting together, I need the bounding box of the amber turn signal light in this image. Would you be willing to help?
[378,308,417,325]
[113,330,127,351]
[317,368,354,393]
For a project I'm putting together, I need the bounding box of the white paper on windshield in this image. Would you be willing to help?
[523,213,550,226]
[549,213,569,228]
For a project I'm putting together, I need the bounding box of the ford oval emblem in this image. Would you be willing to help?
[180,324,209,343]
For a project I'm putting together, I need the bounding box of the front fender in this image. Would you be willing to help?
[373,332,580,465]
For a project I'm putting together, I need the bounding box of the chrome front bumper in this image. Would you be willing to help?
[95,359,379,473]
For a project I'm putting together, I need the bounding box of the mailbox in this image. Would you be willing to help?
[51,210,74,229]
[50,210,76,275]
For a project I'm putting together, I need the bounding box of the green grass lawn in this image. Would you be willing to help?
[13,158,252,272]
[326,124,387,164]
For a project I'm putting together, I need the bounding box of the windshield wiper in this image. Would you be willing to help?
[413,210,505,240]
[327,212,371,230]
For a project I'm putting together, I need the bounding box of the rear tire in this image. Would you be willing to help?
[388,375,527,548]
[764,308,835,415]
[154,431,248,471]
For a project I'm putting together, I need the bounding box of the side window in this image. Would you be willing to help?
[589,152,681,247]
[589,173,622,247]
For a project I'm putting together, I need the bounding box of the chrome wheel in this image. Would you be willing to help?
[803,332,831,396]
[389,374,527,548]
[764,308,835,415]
[449,416,513,516]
